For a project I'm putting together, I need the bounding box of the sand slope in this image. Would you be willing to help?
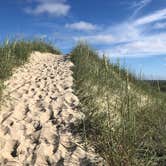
[0,52,103,166]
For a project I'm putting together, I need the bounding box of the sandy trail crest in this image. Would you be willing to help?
[0,52,103,166]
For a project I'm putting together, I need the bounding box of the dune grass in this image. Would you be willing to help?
[0,39,60,100]
[71,43,166,166]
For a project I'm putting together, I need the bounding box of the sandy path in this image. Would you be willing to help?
[0,52,103,166]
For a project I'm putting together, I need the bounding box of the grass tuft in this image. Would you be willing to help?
[71,43,166,166]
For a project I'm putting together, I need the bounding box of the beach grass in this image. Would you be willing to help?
[71,43,166,166]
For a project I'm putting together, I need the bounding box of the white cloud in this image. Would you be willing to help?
[25,0,70,16]
[103,34,166,58]
[65,21,97,31]
[74,8,166,58]
[153,22,166,29]
[75,23,140,44]
[134,8,166,25]
[130,0,152,17]
[74,34,114,43]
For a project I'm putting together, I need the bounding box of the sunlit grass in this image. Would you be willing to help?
[71,43,166,165]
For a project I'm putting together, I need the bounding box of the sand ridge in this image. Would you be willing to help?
[0,52,103,166]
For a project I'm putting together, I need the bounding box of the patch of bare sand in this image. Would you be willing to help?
[0,52,103,166]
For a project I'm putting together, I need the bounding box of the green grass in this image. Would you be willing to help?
[0,39,60,101]
[71,43,166,166]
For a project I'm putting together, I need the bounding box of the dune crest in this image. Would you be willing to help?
[0,52,103,166]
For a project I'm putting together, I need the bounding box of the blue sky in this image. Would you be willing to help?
[1,0,166,79]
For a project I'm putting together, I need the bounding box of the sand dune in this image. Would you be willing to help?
[0,52,103,166]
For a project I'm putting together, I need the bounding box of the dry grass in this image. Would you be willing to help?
[71,43,166,166]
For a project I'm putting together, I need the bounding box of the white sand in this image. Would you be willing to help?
[0,52,103,166]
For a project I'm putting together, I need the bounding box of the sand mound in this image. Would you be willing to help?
[0,52,103,166]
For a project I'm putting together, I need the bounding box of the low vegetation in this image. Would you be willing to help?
[146,80,166,93]
[0,39,60,100]
[71,43,166,166]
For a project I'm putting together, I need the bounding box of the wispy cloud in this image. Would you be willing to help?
[25,0,70,16]
[129,0,152,18]
[75,23,140,44]
[65,21,97,31]
[153,22,166,29]
[134,8,166,25]
[103,34,166,58]
[75,34,114,43]
[74,8,166,57]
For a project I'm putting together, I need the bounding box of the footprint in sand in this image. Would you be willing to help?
[0,52,104,166]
